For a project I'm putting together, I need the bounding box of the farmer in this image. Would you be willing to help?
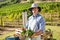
[25,3,45,40]
[14,3,45,40]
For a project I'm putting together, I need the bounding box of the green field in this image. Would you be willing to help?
[0,2,60,20]
[0,25,60,40]
[0,2,60,26]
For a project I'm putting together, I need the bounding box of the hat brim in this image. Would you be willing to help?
[28,7,41,12]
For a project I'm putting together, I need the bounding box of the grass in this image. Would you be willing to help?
[0,25,60,40]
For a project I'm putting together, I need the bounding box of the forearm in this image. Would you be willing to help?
[35,30,43,35]
[31,30,43,38]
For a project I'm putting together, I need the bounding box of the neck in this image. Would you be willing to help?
[33,13,38,16]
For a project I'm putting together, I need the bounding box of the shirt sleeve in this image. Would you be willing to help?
[38,17,45,32]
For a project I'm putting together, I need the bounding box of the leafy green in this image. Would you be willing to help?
[26,30,34,37]
[21,30,26,36]
[21,29,34,37]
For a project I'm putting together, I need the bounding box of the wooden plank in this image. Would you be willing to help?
[22,11,27,27]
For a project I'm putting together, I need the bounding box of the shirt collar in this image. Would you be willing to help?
[32,13,40,18]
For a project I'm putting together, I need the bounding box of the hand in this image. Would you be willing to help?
[36,30,43,35]
[31,30,43,38]
[31,33,38,38]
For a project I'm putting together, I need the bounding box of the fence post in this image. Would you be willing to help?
[22,10,27,27]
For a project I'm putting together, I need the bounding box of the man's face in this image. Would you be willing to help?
[32,7,39,14]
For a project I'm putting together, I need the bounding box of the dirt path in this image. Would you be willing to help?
[0,27,19,36]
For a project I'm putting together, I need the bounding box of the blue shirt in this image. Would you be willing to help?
[25,14,45,32]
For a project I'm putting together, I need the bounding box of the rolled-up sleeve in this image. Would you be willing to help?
[39,17,45,32]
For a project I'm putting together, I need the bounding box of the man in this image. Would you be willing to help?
[25,3,45,40]
[14,3,45,40]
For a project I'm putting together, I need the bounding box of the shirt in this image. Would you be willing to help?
[25,13,45,32]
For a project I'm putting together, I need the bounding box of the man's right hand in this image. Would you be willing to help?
[31,32,38,38]
[31,30,43,38]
